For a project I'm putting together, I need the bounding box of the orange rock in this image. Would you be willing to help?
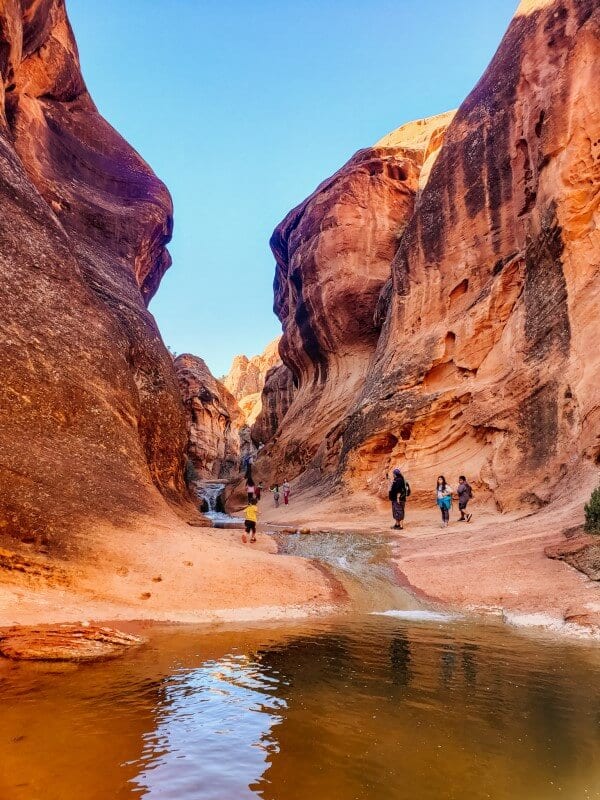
[0,624,145,662]
[262,112,454,483]
[0,1,194,555]
[222,337,282,424]
[264,0,599,513]
[174,354,242,479]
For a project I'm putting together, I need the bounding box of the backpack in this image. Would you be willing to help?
[405,481,411,498]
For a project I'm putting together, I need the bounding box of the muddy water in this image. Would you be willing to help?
[1,533,600,800]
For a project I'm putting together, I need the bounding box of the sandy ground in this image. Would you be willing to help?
[246,485,600,635]
[2,482,599,636]
[0,510,336,627]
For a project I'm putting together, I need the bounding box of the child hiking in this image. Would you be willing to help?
[242,497,259,543]
[436,475,453,528]
[282,480,291,505]
[271,484,280,507]
[457,476,473,522]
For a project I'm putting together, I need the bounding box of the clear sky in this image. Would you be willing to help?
[68,0,516,377]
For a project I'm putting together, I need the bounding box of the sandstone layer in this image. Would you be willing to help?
[175,354,242,479]
[223,337,282,425]
[258,112,454,484]
[0,0,197,562]
[252,364,296,446]
[262,0,599,514]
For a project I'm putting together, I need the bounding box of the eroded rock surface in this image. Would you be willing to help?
[252,364,296,446]
[261,112,454,483]
[0,624,145,662]
[223,337,282,424]
[0,1,193,556]
[263,0,599,512]
[175,354,242,478]
[342,0,600,509]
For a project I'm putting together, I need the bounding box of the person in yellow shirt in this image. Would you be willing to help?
[243,497,259,543]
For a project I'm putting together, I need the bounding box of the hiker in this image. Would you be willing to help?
[388,468,409,530]
[436,475,453,528]
[256,482,263,501]
[246,480,256,504]
[242,497,259,543]
[282,480,291,505]
[272,484,280,507]
[457,475,473,522]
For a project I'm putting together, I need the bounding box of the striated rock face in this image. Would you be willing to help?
[174,355,242,479]
[0,624,145,662]
[0,1,192,555]
[264,0,599,510]
[341,0,600,509]
[262,112,454,480]
[223,337,282,424]
[252,364,296,446]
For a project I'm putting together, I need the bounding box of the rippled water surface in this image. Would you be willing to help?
[1,614,600,800]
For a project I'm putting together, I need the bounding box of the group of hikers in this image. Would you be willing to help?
[242,476,291,543]
[240,466,473,544]
[388,468,473,530]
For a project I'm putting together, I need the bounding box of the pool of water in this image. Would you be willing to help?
[1,532,600,800]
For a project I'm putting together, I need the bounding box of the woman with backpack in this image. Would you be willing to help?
[436,475,453,528]
[389,468,410,530]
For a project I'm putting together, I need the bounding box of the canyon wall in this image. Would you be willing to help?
[175,354,242,479]
[258,112,454,483]
[0,0,194,555]
[251,364,296,447]
[262,0,600,509]
[222,337,282,425]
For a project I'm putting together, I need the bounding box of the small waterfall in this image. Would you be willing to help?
[195,482,243,526]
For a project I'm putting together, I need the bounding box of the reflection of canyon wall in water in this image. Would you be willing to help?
[0,0,195,556]
[260,0,600,510]
[254,626,598,800]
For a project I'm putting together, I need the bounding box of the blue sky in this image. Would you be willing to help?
[68,0,516,377]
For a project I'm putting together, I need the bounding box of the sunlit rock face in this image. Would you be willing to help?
[251,364,296,447]
[262,113,454,481]
[264,0,599,510]
[341,0,600,508]
[0,1,190,554]
[222,337,282,425]
[174,355,242,479]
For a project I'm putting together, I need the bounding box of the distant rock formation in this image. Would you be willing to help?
[222,337,282,424]
[261,0,600,509]
[0,0,194,555]
[174,355,242,479]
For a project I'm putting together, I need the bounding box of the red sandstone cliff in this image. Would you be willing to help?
[262,0,599,511]
[222,337,282,424]
[251,364,296,447]
[260,112,454,483]
[175,354,242,479]
[0,0,195,556]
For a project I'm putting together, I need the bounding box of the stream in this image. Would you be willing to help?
[1,531,600,800]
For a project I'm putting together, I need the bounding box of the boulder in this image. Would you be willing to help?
[0,624,145,662]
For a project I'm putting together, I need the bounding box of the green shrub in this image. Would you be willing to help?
[584,484,600,534]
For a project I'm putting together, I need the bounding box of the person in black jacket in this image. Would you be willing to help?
[388,468,407,530]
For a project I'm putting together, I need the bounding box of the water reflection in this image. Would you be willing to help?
[1,619,600,800]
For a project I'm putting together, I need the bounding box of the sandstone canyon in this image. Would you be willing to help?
[0,0,193,557]
[258,0,600,514]
[0,0,334,624]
